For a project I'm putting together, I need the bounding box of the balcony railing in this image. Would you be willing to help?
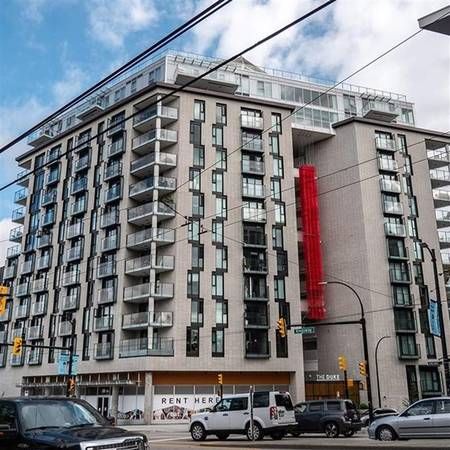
[41,210,56,227]
[59,321,73,336]
[104,161,122,181]
[7,245,21,258]
[131,129,177,154]
[16,169,30,187]
[93,316,114,332]
[119,337,174,357]
[101,235,119,252]
[130,152,177,175]
[128,201,176,224]
[41,189,57,206]
[94,342,114,360]
[16,282,30,297]
[397,338,420,360]
[37,232,53,248]
[127,227,175,249]
[70,177,88,195]
[430,169,450,184]
[97,260,116,278]
[383,200,403,215]
[32,277,48,293]
[62,270,80,286]
[384,223,406,237]
[241,115,263,129]
[242,184,265,198]
[27,347,43,365]
[70,199,87,216]
[14,188,27,204]
[433,190,450,203]
[12,207,25,223]
[31,300,47,316]
[15,302,29,319]
[27,128,54,146]
[45,170,60,185]
[133,105,178,130]
[375,136,396,151]
[107,138,125,158]
[122,311,150,329]
[241,136,263,152]
[61,294,79,312]
[389,268,411,283]
[123,282,174,302]
[378,158,398,172]
[129,176,176,199]
[10,353,25,366]
[9,226,23,243]
[65,245,83,262]
[104,185,122,203]
[379,178,401,193]
[245,310,269,327]
[125,255,151,275]
[243,258,268,273]
[438,231,450,244]
[73,155,90,173]
[0,306,12,322]
[242,206,267,222]
[66,222,84,239]
[107,120,125,137]
[36,254,51,270]
[97,286,117,305]
[0,330,7,343]
[27,325,43,340]
[76,134,91,150]
[3,265,17,279]
[100,210,120,228]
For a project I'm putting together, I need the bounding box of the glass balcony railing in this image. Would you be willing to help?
[107,139,125,158]
[123,282,174,302]
[104,185,122,203]
[27,128,54,146]
[70,199,87,215]
[433,190,450,202]
[379,178,401,193]
[20,259,34,274]
[127,201,176,223]
[37,232,52,248]
[65,245,83,262]
[244,310,269,327]
[41,189,57,205]
[28,346,43,364]
[119,337,174,358]
[32,277,48,293]
[59,321,73,336]
[436,210,450,222]
[378,158,398,172]
[132,129,177,153]
[76,134,91,150]
[384,223,406,237]
[15,301,29,319]
[104,161,122,181]
[125,255,151,274]
[93,315,114,331]
[3,265,17,279]
[383,201,403,215]
[41,210,56,226]
[242,183,265,198]
[66,222,84,239]
[94,342,114,360]
[97,260,116,278]
[428,149,450,163]
[47,149,60,163]
[430,169,450,183]
[241,115,263,129]
[133,105,178,129]
[106,120,125,137]
[242,206,267,222]
[9,226,23,243]
[97,286,117,305]
[129,176,176,198]
[14,188,27,204]
[243,257,268,273]
[100,210,120,228]
[12,207,25,223]
[45,170,60,185]
[36,254,51,270]
[126,227,175,249]
[130,152,177,174]
[73,155,90,172]
[438,231,450,244]
[101,235,119,252]
[241,136,263,152]
[62,270,80,286]
[27,325,43,340]
[389,268,411,283]
[70,177,88,195]
[31,300,47,316]
[122,311,150,328]
[375,136,396,151]
[7,245,21,258]
[61,294,79,311]
[16,283,30,298]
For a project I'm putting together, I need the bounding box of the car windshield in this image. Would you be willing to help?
[19,400,104,431]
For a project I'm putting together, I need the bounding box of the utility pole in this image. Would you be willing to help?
[343,370,349,399]
[249,385,254,442]
[66,318,76,397]
[375,335,391,408]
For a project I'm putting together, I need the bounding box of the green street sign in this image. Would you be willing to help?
[293,326,316,335]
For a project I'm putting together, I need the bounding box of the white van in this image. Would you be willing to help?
[189,391,296,441]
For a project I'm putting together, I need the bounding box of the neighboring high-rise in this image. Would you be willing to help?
[0,49,448,419]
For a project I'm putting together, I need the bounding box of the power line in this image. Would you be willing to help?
[0,0,234,154]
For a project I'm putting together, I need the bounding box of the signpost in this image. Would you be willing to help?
[292,326,316,335]
[58,352,79,376]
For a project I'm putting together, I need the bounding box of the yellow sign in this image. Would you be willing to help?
[0,297,6,315]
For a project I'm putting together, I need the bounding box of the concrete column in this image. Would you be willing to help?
[290,370,305,404]
[143,372,153,424]
[111,385,119,420]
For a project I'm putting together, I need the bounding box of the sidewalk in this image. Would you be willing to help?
[123,423,189,433]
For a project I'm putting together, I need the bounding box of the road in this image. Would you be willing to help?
[124,425,450,449]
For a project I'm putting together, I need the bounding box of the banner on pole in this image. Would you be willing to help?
[428,299,441,337]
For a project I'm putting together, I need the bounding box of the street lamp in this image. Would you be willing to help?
[420,242,450,395]
[319,280,374,422]
[375,335,391,408]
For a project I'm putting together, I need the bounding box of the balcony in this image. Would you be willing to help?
[66,222,84,239]
[70,177,88,195]
[65,245,83,263]
[32,277,48,294]
[104,184,122,204]
[378,158,398,172]
[442,253,450,266]
[242,206,267,223]
[16,282,30,297]
[104,161,122,182]
[27,128,54,147]
[133,105,178,133]
[375,136,396,152]
[7,245,21,259]
[430,169,450,188]
[244,285,268,301]
[438,231,450,249]
[37,232,53,248]
[0,306,12,322]
[36,254,51,270]
[242,183,265,198]
[119,337,174,358]
[61,293,79,311]
[394,311,417,333]
[383,200,403,215]
[41,210,56,227]
[242,160,265,176]
[94,342,114,360]
[0,330,7,343]
[93,315,114,332]
[244,308,269,328]
[125,255,151,276]
[41,189,57,206]
[12,327,24,339]
[59,320,73,336]
[9,226,23,243]
[47,148,60,164]
[75,134,91,152]
[131,129,177,155]
[428,149,450,169]
[77,97,104,122]
[14,188,27,205]
[243,257,268,274]
[389,268,411,284]
[101,234,119,252]
[122,311,150,330]
[384,223,406,237]
[397,338,420,360]
[241,115,263,130]
[123,282,174,303]
[70,199,87,216]
[27,325,43,340]
[433,189,450,208]
[45,170,60,186]
[62,270,80,286]
[127,227,175,251]
[97,260,116,278]
[16,169,30,188]
[129,176,176,202]
[12,207,25,224]
[152,255,175,273]
[15,302,29,320]
[128,201,176,226]
[73,155,91,173]
[100,210,120,228]
[97,286,117,305]
[31,299,47,316]
[10,353,25,366]
[245,332,270,359]
[28,347,43,365]
[107,119,125,137]
[362,100,399,122]
[379,178,401,194]
[107,138,125,158]
[130,152,177,178]
[241,136,263,152]
[3,265,17,279]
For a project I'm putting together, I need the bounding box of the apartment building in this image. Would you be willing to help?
[0,49,447,418]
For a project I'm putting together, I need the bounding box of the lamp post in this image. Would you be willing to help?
[420,242,450,395]
[375,335,391,408]
[319,280,374,422]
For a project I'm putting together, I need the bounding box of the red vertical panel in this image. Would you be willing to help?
[299,165,326,320]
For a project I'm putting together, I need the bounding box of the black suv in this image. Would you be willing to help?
[0,397,148,449]
[290,399,362,438]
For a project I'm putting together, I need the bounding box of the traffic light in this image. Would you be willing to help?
[0,297,6,315]
[338,355,347,371]
[218,373,223,385]
[12,337,23,356]
[67,378,76,396]
[359,361,367,377]
[277,317,287,338]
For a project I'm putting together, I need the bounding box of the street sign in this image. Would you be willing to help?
[428,299,441,337]
[293,326,316,335]
[58,352,79,376]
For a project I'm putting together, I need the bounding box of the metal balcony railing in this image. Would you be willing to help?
[3,265,17,279]
[36,254,51,270]
[119,337,174,357]
[97,286,117,305]
[93,316,114,331]
[97,260,116,278]
[32,277,48,293]
[107,139,125,158]
[70,177,88,195]
[375,136,396,151]
[65,245,83,262]
[240,115,263,129]
[15,282,30,298]
[15,302,29,319]
[37,232,53,248]
[384,223,406,237]
[62,270,80,286]
[9,226,23,242]
[104,185,122,203]
[101,235,119,252]
[104,161,122,181]
[61,294,79,311]
[73,155,90,172]
[31,300,47,316]
[27,325,43,340]
[100,210,120,228]
[66,222,84,239]
[41,189,57,205]
[70,199,87,216]
[242,206,267,222]
[94,342,114,360]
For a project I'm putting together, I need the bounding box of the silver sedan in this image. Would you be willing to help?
[368,397,450,441]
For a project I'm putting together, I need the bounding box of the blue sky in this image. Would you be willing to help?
[0,0,449,258]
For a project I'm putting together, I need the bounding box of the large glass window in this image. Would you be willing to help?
[186,327,199,357]
[193,145,205,168]
[212,125,224,147]
[215,247,228,270]
[190,121,201,145]
[192,245,204,270]
[215,148,227,170]
[191,299,203,326]
[194,100,205,121]
[212,171,224,194]
[187,271,200,297]
[212,328,224,357]
[212,220,224,244]
[215,301,228,326]
[189,168,201,192]
[212,272,224,297]
[216,104,227,125]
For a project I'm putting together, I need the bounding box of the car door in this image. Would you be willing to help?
[397,399,434,438]
[0,401,20,449]
[432,399,450,437]
[208,398,232,431]
[228,397,249,432]
[302,402,324,432]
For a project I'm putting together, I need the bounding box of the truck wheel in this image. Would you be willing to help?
[291,431,301,437]
[270,431,284,440]
[343,430,355,437]
[324,421,339,438]
[216,433,229,440]
[246,422,263,441]
[191,423,207,441]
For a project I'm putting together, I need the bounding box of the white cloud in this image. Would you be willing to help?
[52,64,90,105]
[20,0,48,23]
[0,219,14,265]
[87,0,158,48]
[186,0,450,131]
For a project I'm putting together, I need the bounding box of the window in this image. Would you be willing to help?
[212,272,224,297]
[274,277,285,300]
[191,299,203,326]
[190,121,202,145]
[189,168,201,192]
[398,334,418,357]
[272,226,284,249]
[309,403,324,412]
[212,125,224,147]
[188,218,200,242]
[0,401,16,429]
[215,399,232,411]
[387,238,407,259]
[401,108,414,125]
[192,193,204,217]
[273,157,284,177]
[193,146,205,168]
[216,103,227,125]
[212,220,224,244]
[343,94,357,117]
[215,301,228,326]
[436,399,450,414]
[327,401,341,411]
[275,393,293,410]
[406,400,434,416]
[192,245,204,270]
[186,327,199,357]
[277,251,288,275]
[274,202,286,225]
[212,328,224,357]
[404,155,413,175]
[230,397,249,411]
[270,134,280,155]
[215,196,227,218]
[271,113,282,133]
[194,100,205,121]
[187,271,200,297]
[271,178,282,200]
[253,392,269,408]
[215,148,227,170]
[393,286,412,306]
[425,335,436,359]
[215,247,228,270]
[212,171,223,194]
[419,368,441,394]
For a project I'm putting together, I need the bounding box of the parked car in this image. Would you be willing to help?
[361,408,398,427]
[368,397,450,441]
[189,391,295,441]
[290,399,362,438]
[0,397,148,450]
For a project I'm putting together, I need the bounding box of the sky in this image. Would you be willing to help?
[0,0,449,261]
